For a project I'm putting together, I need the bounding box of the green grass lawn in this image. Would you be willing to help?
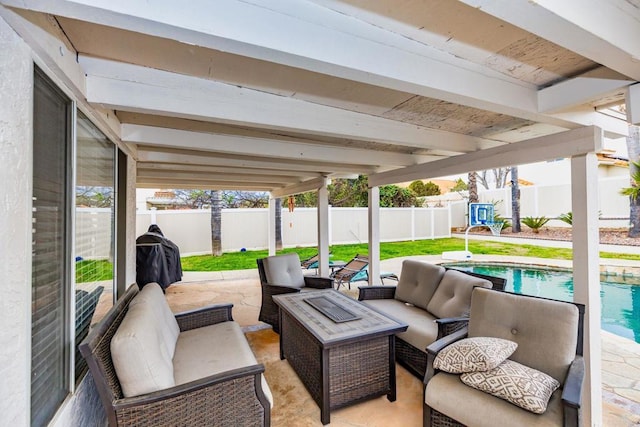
[180,237,640,272]
[76,259,114,283]
[75,237,640,282]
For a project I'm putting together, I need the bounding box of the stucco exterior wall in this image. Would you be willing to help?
[0,15,137,427]
[0,16,33,427]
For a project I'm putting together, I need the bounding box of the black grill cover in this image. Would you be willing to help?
[136,225,182,289]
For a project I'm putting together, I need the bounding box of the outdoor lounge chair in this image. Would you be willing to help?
[257,253,333,333]
[423,287,585,427]
[331,254,399,289]
[300,253,321,269]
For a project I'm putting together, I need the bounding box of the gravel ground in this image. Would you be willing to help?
[466,227,640,246]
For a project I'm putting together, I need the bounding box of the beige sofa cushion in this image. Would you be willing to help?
[468,288,579,384]
[111,298,175,397]
[427,270,491,319]
[364,299,438,352]
[130,282,180,358]
[394,260,445,310]
[262,253,305,289]
[425,372,563,427]
[173,321,273,407]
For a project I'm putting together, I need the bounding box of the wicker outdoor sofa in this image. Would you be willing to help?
[80,282,272,427]
[358,260,506,378]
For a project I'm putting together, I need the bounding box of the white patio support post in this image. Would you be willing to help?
[368,186,381,285]
[571,152,602,427]
[317,178,331,277]
[268,197,276,256]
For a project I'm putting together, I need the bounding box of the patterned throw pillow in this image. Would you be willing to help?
[433,337,517,374]
[460,359,560,414]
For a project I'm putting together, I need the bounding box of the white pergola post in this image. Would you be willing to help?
[268,197,276,256]
[628,83,640,125]
[571,153,602,427]
[317,179,330,277]
[368,186,381,285]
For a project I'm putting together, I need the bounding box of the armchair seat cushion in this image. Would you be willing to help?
[262,253,306,289]
[364,299,438,352]
[425,372,563,427]
[174,321,273,407]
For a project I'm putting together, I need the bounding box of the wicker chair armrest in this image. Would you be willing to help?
[562,356,585,409]
[426,327,469,357]
[303,275,333,289]
[175,303,233,331]
[113,364,270,425]
[424,328,469,385]
[357,286,397,301]
[435,317,470,339]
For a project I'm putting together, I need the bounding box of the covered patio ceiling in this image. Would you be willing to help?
[3,0,638,194]
[2,2,638,426]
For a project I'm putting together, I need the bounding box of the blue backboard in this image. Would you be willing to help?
[469,203,494,226]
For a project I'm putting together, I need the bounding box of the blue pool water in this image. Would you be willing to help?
[442,262,640,344]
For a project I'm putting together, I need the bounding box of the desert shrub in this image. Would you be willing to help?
[522,216,550,233]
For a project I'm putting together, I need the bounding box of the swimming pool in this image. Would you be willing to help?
[442,262,640,344]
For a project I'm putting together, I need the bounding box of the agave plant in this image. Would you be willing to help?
[620,160,640,201]
[558,211,602,226]
[558,212,573,225]
[522,216,550,233]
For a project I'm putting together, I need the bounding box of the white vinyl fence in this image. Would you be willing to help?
[477,176,630,228]
[77,175,633,259]
[134,207,451,256]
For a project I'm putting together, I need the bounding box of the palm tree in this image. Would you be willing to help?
[510,166,521,232]
[210,190,222,255]
[468,172,478,203]
[623,125,640,237]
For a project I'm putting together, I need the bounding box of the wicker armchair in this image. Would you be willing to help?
[423,288,585,427]
[257,253,333,333]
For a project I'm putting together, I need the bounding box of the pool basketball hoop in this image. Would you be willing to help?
[442,203,500,261]
[486,220,503,237]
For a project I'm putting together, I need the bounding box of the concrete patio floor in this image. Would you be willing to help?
[165,254,640,426]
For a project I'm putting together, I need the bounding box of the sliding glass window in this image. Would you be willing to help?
[32,67,72,427]
[74,112,115,380]
[32,68,118,426]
